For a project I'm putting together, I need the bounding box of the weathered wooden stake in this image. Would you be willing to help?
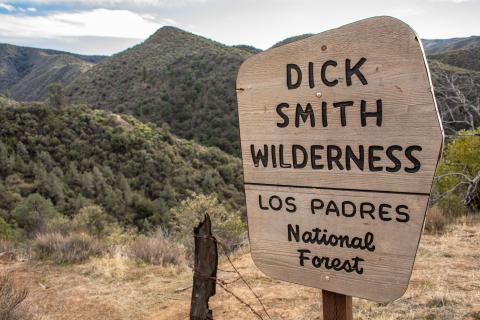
[322,290,353,320]
[190,214,218,320]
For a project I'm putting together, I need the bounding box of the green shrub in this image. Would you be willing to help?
[171,193,246,254]
[33,232,103,264]
[0,217,20,241]
[72,205,119,237]
[434,128,480,215]
[11,193,61,237]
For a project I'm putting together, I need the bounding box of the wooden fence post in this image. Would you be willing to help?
[322,290,353,320]
[190,214,218,320]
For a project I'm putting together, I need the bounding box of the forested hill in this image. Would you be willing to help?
[422,36,480,54]
[0,43,104,101]
[67,26,253,156]
[0,98,244,230]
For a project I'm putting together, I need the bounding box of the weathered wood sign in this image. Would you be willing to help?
[236,16,443,302]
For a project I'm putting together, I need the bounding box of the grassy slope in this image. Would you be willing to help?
[2,219,479,319]
[67,26,252,156]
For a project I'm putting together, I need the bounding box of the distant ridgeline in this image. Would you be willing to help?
[0,99,245,230]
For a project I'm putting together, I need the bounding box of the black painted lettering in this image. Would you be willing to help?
[288,224,300,242]
[251,144,268,167]
[285,197,297,213]
[279,144,292,168]
[276,103,290,128]
[297,249,311,266]
[368,145,384,172]
[287,64,302,89]
[327,145,344,170]
[361,99,383,127]
[308,62,314,88]
[311,199,324,214]
[396,205,410,223]
[310,145,325,169]
[326,200,340,216]
[295,103,315,128]
[360,202,376,220]
[379,203,392,221]
[345,145,365,171]
[405,145,422,173]
[342,201,356,217]
[386,145,403,172]
[346,57,368,86]
[333,101,354,126]
[258,195,268,210]
[321,60,338,87]
[292,145,308,168]
[269,195,282,211]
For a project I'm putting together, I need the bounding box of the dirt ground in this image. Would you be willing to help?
[1,218,479,320]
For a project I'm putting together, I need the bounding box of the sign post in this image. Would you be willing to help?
[235,16,443,315]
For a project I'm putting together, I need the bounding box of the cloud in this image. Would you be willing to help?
[7,0,212,8]
[428,0,473,3]
[0,3,15,11]
[0,8,164,39]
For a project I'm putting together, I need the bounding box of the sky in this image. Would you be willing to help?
[0,0,478,55]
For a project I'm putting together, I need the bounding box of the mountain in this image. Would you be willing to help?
[271,33,314,48]
[422,36,480,54]
[67,26,252,156]
[0,98,245,229]
[0,43,105,101]
[428,46,480,72]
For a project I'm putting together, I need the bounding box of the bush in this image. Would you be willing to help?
[434,128,480,213]
[0,273,35,320]
[127,229,185,266]
[171,193,246,254]
[0,217,21,241]
[437,193,470,219]
[72,205,119,237]
[424,207,448,234]
[11,193,61,237]
[33,232,103,264]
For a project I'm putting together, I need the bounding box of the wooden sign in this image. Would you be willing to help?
[236,16,443,302]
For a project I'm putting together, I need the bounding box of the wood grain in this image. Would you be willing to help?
[236,16,443,302]
[322,291,353,320]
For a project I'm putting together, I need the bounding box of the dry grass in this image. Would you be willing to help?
[127,229,186,267]
[0,273,36,320]
[424,207,449,234]
[0,219,477,320]
[33,232,103,264]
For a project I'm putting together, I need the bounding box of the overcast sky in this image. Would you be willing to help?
[0,0,478,55]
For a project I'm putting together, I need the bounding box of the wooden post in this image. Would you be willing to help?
[190,214,218,320]
[322,290,353,320]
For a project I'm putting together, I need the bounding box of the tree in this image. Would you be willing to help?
[171,193,245,254]
[12,193,60,236]
[433,128,480,212]
[431,62,480,133]
[73,205,118,237]
[47,83,65,108]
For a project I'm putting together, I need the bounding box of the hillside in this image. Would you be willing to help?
[429,46,480,72]
[0,43,104,101]
[422,36,480,54]
[0,98,244,230]
[67,26,252,156]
